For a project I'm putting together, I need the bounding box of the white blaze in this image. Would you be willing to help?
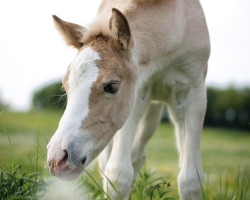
[50,47,100,152]
[63,47,100,124]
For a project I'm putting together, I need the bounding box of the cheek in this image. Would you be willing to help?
[117,83,135,114]
[113,95,134,125]
[80,82,135,139]
[80,101,121,140]
[102,95,134,129]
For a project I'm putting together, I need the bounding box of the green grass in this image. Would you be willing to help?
[0,109,61,172]
[147,124,250,185]
[0,165,46,200]
[0,110,249,199]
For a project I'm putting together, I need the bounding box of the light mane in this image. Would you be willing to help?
[80,0,140,45]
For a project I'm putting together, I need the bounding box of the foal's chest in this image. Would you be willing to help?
[137,55,194,103]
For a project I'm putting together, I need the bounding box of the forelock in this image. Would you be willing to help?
[68,47,101,92]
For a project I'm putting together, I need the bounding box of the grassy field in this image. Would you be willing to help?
[0,109,249,199]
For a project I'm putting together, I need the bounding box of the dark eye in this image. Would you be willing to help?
[104,81,120,94]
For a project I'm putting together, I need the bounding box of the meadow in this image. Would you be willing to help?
[0,109,249,199]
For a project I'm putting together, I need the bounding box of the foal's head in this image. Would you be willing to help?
[47,9,135,179]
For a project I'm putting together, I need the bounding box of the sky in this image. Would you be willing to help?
[0,0,249,110]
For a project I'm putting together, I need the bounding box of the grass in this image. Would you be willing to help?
[0,165,45,200]
[0,109,249,199]
[0,109,61,172]
[81,167,175,200]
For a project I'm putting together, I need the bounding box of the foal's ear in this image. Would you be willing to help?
[109,8,131,50]
[53,15,86,49]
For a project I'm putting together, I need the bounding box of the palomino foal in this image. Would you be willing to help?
[47,0,210,199]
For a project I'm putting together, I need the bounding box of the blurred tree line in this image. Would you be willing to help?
[205,87,250,130]
[33,81,66,111]
[32,81,250,130]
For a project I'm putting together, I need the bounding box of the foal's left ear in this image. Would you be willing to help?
[109,8,131,50]
[53,15,86,49]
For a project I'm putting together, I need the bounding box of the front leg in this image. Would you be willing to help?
[103,92,150,199]
[99,139,113,179]
[132,102,163,179]
[168,82,206,200]
[103,129,135,199]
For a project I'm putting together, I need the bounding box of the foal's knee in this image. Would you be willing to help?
[103,161,134,199]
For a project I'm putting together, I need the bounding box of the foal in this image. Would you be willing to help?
[47,0,210,199]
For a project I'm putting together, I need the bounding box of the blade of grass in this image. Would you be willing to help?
[35,124,40,173]
[218,175,222,200]
[7,135,16,172]
[232,165,240,199]
[84,168,112,199]
[196,167,206,200]
[99,169,125,200]
[224,174,229,199]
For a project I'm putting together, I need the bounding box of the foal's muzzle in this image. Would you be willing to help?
[47,146,87,180]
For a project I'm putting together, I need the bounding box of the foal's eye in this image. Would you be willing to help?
[104,81,120,94]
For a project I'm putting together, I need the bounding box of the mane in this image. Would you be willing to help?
[81,15,110,44]
[81,0,141,44]
[80,0,161,62]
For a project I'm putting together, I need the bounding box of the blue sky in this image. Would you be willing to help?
[0,0,249,110]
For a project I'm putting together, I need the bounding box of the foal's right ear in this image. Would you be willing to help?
[109,8,131,50]
[53,15,86,49]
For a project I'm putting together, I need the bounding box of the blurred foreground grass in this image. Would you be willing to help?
[0,110,249,199]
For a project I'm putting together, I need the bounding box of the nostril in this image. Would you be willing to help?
[56,150,69,170]
[81,156,87,165]
[62,150,68,162]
